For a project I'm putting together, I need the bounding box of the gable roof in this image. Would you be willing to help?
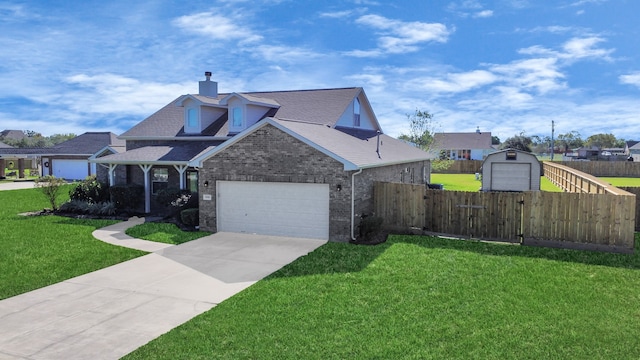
[0,132,123,157]
[0,130,26,141]
[190,118,432,171]
[433,132,493,150]
[92,142,219,165]
[0,141,12,148]
[120,87,366,139]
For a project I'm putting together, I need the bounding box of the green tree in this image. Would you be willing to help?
[397,109,452,172]
[397,110,436,151]
[585,133,617,149]
[500,132,533,152]
[491,135,500,145]
[34,176,67,211]
[556,131,583,152]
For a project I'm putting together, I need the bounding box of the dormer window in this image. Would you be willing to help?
[187,108,198,128]
[353,98,361,127]
[232,107,243,127]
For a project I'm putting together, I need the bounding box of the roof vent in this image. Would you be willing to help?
[476,126,481,134]
[199,71,218,98]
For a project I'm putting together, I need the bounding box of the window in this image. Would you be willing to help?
[187,108,198,128]
[232,107,243,127]
[353,98,361,127]
[186,170,198,193]
[152,168,168,194]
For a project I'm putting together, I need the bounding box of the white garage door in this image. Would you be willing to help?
[491,163,531,191]
[217,181,330,240]
[52,159,89,180]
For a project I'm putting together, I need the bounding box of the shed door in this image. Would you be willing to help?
[491,163,531,191]
[51,159,89,180]
[217,181,330,240]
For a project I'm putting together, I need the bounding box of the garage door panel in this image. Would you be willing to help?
[491,163,531,191]
[52,159,89,180]
[217,181,329,240]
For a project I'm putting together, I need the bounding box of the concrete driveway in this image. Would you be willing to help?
[0,231,326,360]
[0,181,36,191]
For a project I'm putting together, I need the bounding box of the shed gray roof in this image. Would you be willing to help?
[121,87,362,139]
[433,132,493,150]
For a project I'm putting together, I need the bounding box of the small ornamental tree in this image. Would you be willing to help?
[34,175,67,211]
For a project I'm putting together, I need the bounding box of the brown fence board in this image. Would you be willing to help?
[375,181,635,253]
[554,161,640,177]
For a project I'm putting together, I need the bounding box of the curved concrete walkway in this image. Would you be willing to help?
[0,217,326,360]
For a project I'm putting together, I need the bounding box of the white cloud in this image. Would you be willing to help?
[489,58,566,94]
[172,11,262,44]
[408,70,498,93]
[62,73,193,116]
[473,10,493,18]
[349,14,451,56]
[620,72,640,88]
[251,44,323,63]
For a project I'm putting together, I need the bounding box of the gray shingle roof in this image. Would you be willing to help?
[121,87,362,138]
[93,142,220,164]
[0,130,26,141]
[0,141,12,148]
[0,132,122,156]
[273,119,432,169]
[433,132,493,150]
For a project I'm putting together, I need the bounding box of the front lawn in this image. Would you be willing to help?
[0,187,145,300]
[125,234,640,359]
[431,173,562,192]
[125,222,211,244]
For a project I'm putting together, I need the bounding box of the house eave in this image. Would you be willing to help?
[119,136,232,141]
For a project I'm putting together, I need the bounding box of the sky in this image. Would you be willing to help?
[1,0,639,143]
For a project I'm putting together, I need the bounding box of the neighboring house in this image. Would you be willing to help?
[432,128,495,160]
[0,141,12,148]
[481,149,541,192]
[629,142,640,161]
[576,146,600,159]
[0,129,27,143]
[0,132,123,180]
[92,73,432,241]
[624,141,639,156]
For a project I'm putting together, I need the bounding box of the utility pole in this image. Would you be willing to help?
[550,120,555,161]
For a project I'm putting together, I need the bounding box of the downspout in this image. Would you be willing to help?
[351,168,363,241]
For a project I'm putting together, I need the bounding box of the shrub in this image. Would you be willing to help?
[69,176,109,203]
[59,200,117,216]
[59,199,91,214]
[157,188,195,208]
[34,176,67,211]
[180,208,199,226]
[359,216,384,238]
[109,184,144,211]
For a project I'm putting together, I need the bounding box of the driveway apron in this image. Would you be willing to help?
[0,230,326,360]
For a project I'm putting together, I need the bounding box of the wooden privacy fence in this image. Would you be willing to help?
[543,161,630,194]
[373,182,636,253]
[554,161,640,177]
[620,187,640,231]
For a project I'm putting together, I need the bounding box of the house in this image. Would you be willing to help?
[0,132,123,180]
[432,127,495,160]
[0,141,12,149]
[628,142,640,161]
[0,130,27,143]
[481,149,541,192]
[92,72,432,241]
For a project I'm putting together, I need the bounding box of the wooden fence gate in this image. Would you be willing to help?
[373,182,635,253]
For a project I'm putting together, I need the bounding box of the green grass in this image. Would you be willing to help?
[125,234,640,360]
[0,187,145,300]
[599,177,640,187]
[125,222,211,244]
[431,173,563,192]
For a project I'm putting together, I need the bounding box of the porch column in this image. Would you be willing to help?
[138,164,153,213]
[0,159,5,177]
[173,164,188,190]
[18,158,25,179]
[108,163,117,186]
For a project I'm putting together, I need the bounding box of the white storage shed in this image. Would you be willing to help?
[481,149,541,191]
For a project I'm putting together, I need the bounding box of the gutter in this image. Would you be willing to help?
[351,168,363,241]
